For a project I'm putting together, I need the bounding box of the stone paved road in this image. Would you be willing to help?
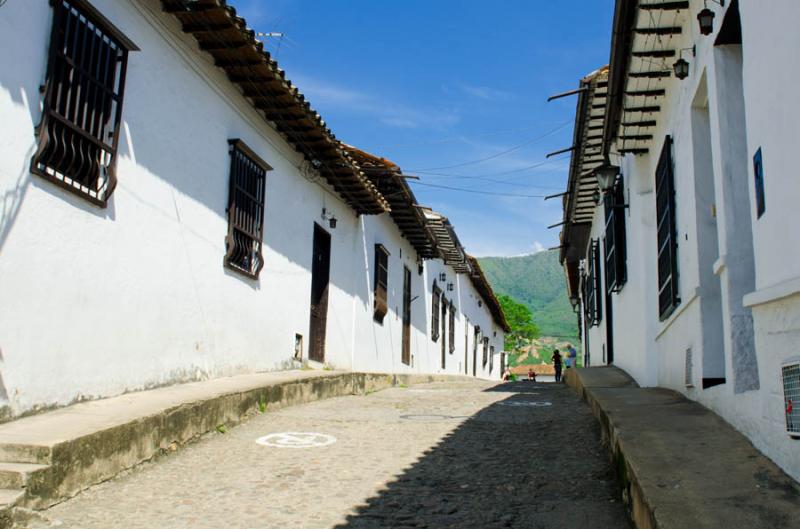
[25,379,632,529]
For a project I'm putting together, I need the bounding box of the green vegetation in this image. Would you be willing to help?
[498,294,539,351]
[479,250,577,339]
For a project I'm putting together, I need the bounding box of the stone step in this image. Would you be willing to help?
[0,489,24,529]
[0,444,51,465]
[0,462,49,489]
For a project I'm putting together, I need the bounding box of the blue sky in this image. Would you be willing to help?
[234,0,615,257]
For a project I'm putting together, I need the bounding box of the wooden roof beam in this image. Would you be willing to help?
[625,89,666,97]
[622,120,658,127]
[632,49,676,58]
[629,71,672,79]
[639,1,690,10]
[635,27,682,35]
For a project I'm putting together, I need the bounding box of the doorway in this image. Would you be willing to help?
[472,326,479,376]
[308,224,331,363]
[402,266,411,366]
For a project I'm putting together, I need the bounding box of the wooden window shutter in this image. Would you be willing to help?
[31,0,138,206]
[655,136,680,320]
[373,245,389,323]
[431,281,441,341]
[224,140,270,279]
[604,176,628,293]
[448,301,456,353]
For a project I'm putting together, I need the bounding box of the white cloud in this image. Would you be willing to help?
[291,74,460,130]
[459,84,513,101]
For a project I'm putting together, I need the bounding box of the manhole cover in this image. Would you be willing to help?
[255,432,337,448]
[499,401,552,407]
[400,414,467,421]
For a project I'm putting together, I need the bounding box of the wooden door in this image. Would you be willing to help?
[441,298,447,369]
[401,266,411,365]
[464,320,469,374]
[472,327,479,376]
[308,224,331,363]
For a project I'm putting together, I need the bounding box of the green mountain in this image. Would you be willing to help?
[478,250,577,338]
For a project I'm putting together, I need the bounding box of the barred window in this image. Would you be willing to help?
[482,337,489,367]
[225,140,270,279]
[604,176,627,293]
[431,281,441,341]
[31,0,138,206]
[373,244,389,323]
[584,239,602,327]
[448,301,456,354]
[656,136,680,320]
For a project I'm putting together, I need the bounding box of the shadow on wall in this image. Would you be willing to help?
[333,381,631,529]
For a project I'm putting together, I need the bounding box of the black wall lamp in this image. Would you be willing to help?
[447,282,454,292]
[673,46,696,80]
[570,295,580,313]
[594,155,620,192]
[321,208,337,229]
[439,272,447,282]
[698,0,724,36]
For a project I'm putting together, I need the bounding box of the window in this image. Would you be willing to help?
[448,301,456,354]
[583,239,602,327]
[441,296,448,355]
[655,136,680,320]
[431,281,441,341]
[489,345,495,373]
[753,147,765,218]
[373,244,389,323]
[604,176,627,293]
[224,139,270,279]
[31,0,138,206]
[482,337,489,367]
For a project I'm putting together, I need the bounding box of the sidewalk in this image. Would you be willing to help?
[0,369,460,525]
[565,367,800,529]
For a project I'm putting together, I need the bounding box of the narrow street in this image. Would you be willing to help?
[27,380,631,529]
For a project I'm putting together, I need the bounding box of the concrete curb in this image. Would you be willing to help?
[0,371,478,521]
[565,367,800,529]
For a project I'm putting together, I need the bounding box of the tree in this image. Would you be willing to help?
[498,294,540,352]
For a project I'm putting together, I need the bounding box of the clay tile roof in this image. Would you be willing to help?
[161,0,389,215]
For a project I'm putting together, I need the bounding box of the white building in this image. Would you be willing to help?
[559,0,800,480]
[0,0,508,420]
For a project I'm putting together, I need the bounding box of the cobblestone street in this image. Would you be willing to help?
[26,379,631,529]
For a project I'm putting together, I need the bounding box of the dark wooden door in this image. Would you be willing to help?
[472,327,479,376]
[308,224,331,363]
[441,299,447,369]
[401,266,411,365]
[464,320,469,374]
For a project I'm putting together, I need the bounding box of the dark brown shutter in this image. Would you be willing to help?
[655,136,680,320]
[431,282,441,341]
[448,301,456,353]
[224,140,270,279]
[373,245,389,322]
[604,176,628,293]
[31,0,137,206]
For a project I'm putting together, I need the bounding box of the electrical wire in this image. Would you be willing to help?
[408,181,547,198]
[408,120,571,172]
[372,123,569,150]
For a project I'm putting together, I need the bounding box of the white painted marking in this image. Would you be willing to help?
[255,432,337,448]
[500,401,553,407]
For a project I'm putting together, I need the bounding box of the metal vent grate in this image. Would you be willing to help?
[685,348,693,388]
[782,362,800,438]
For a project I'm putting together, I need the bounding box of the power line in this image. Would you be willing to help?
[408,181,547,198]
[412,153,571,180]
[372,123,568,150]
[408,121,571,172]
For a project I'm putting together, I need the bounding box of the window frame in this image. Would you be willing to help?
[655,136,680,320]
[224,139,271,279]
[604,175,628,293]
[373,244,390,323]
[31,0,138,207]
[584,239,602,327]
[431,281,441,341]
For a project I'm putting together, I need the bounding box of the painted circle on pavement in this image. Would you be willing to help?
[255,432,337,448]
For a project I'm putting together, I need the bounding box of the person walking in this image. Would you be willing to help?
[567,343,578,369]
[552,349,563,382]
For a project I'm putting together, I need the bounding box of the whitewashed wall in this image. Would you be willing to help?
[576,0,800,480]
[0,0,505,418]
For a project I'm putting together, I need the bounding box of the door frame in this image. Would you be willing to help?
[308,223,331,363]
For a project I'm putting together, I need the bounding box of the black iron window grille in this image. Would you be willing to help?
[656,136,680,320]
[448,301,456,353]
[373,244,389,323]
[431,281,441,341]
[31,0,138,207]
[224,139,270,279]
[604,176,628,293]
[584,239,602,327]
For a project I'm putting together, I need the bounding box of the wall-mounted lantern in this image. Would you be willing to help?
[447,282,454,292]
[439,272,447,282]
[698,0,724,36]
[594,156,620,192]
[321,208,337,229]
[673,46,695,81]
